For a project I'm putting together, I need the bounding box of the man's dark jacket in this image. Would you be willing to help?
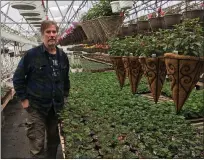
[13,44,70,115]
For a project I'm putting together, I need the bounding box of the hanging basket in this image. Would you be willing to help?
[110,1,121,13]
[122,56,129,77]
[163,14,182,29]
[137,20,150,32]
[183,9,204,22]
[75,26,87,42]
[81,21,93,43]
[164,53,204,113]
[98,15,124,39]
[149,17,165,31]
[139,57,167,103]
[109,56,126,89]
[127,57,144,94]
[91,19,107,43]
[128,23,137,35]
[119,1,133,10]
[89,20,101,43]
[120,26,132,36]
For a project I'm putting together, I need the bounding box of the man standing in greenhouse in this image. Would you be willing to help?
[13,20,70,159]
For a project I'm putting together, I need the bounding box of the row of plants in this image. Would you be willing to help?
[135,2,204,32]
[108,18,204,113]
[68,45,109,54]
[80,58,112,72]
[60,72,203,159]
[60,1,204,45]
[83,53,111,64]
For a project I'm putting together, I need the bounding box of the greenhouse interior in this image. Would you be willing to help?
[1,0,204,159]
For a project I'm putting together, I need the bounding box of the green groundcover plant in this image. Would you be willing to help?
[60,72,204,159]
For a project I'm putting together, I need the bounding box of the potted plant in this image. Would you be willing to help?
[128,21,137,36]
[119,1,134,10]
[81,0,123,42]
[120,24,132,37]
[137,15,150,32]
[148,8,165,31]
[120,37,136,78]
[124,36,144,94]
[183,1,204,22]
[139,32,167,103]
[110,1,121,13]
[163,6,182,29]
[164,18,204,113]
[108,38,126,89]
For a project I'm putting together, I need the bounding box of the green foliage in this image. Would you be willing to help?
[60,72,203,159]
[71,63,82,69]
[164,18,204,56]
[107,35,144,56]
[139,32,167,57]
[80,58,111,70]
[81,0,119,21]
[108,18,204,57]
[180,90,204,119]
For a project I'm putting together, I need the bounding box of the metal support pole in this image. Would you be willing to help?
[3,2,11,25]
[2,41,5,54]
[46,0,48,19]
[55,0,69,23]
[58,1,75,29]
[48,8,55,20]
[1,2,9,9]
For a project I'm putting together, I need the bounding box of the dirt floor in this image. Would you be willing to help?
[1,99,63,159]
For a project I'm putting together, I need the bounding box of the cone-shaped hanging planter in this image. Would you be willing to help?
[139,57,167,103]
[98,15,124,39]
[81,21,93,43]
[122,56,129,77]
[164,53,204,113]
[128,57,144,94]
[109,56,126,88]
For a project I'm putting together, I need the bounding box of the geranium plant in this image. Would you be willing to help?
[165,18,204,56]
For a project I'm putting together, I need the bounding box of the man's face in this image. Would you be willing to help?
[42,25,57,47]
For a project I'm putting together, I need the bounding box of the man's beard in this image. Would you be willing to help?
[48,41,56,48]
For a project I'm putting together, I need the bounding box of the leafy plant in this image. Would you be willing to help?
[165,18,204,56]
[81,0,119,21]
[107,35,144,56]
[60,72,204,159]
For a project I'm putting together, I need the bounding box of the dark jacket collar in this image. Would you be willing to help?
[40,43,61,55]
[40,43,64,65]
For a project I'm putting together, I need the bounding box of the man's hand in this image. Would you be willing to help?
[21,99,29,109]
